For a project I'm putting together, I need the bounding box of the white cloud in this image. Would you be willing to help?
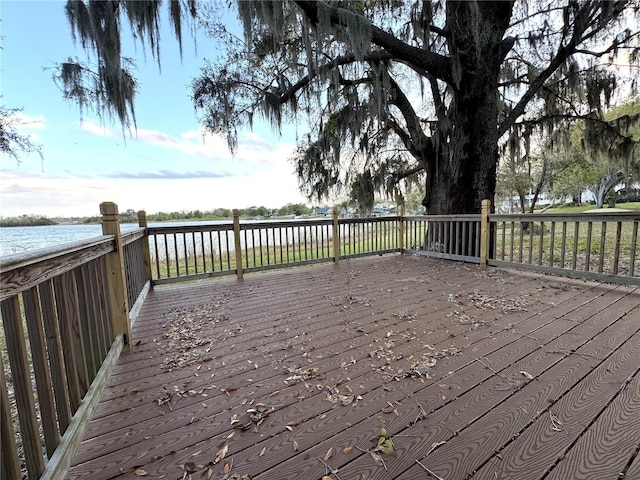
[80,121,297,165]
[80,121,118,137]
[0,162,308,218]
[16,112,46,130]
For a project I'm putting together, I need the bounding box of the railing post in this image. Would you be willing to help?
[233,209,244,279]
[137,210,153,285]
[332,206,340,264]
[100,202,131,348]
[397,204,405,253]
[480,199,491,268]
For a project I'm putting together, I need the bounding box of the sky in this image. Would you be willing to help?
[0,1,310,218]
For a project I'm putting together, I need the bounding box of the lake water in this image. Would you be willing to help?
[0,219,304,258]
[0,223,140,257]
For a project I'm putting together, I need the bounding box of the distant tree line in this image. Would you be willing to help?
[0,215,57,227]
[80,203,316,224]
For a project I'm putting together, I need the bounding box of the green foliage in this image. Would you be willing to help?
[58,0,196,128]
[0,105,43,162]
[57,1,639,214]
[0,216,57,227]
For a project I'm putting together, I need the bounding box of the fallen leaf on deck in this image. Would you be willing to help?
[215,444,228,464]
[377,439,394,454]
[259,447,266,457]
[324,447,334,461]
[134,470,148,476]
[322,477,333,480]
[370,451,384,466]
[293,440,299,451]
[223,463,230,474]
[343,446,353,454]
[520,371,534,379]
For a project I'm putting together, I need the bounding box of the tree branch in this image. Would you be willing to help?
[294,0,453,84]
[498,1,627,136]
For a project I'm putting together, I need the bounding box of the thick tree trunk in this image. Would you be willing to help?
[423,1,513,215]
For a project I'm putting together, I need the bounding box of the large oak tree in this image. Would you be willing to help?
[59,1,640,213]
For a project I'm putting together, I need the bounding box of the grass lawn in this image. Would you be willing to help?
[538,202,640,214]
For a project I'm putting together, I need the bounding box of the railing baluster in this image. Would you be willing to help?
[585,221,593,271]
[613,221,622,275]
[22,287,59,457]
[509,221,514,262]
[39,279,73,433]
[538,221,544,266]
[549,221,556,267]
[560,221,567,268]
[630,221,638,277]
[1,295,45,479]
[598,221,607,273]
[572,222,579,270]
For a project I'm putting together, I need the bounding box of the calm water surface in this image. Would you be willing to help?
[0,224,140,257]
[0,219,277,258]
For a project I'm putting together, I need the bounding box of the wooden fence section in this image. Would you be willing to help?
[406,214,482,263]
[121,228,149,321]
[144,205,638,286]
[1,200,638,478]
[489,211,640,285]
[147,210,410,285]
[0,203,150,480]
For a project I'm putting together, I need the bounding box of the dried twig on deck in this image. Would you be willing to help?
[317,457,342,480]
[472,357,519,387]
[416,459,445,480]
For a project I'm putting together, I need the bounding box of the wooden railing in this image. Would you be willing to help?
[0,202,149,479]
[146,209,411,284]
[489,211,639,284]
[1,200,638,478]
[405,214,482,263]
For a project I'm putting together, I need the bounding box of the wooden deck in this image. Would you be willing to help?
[67,255,640,480]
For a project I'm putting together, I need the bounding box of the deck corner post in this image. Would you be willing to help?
[332,206,340,264]
[480,199,491,268]
[233,209,244,280]
[137,210,153,285]
[397,204,405,253]
[100,202,132,348]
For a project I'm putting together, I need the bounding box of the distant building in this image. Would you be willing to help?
[312,207,331,216]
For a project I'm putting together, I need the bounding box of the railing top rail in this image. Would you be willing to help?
[121,227,146,245]
[403,214,481,221]
[240,218,333,229]
[338,216,400,224]
[0,235,116,301]
[490,211,640,222]
[0,235,114,272]
[147,223,233,234]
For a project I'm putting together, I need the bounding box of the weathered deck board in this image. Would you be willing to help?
[67,255,640,480]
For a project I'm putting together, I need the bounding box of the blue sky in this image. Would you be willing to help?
[0,1,309,218]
